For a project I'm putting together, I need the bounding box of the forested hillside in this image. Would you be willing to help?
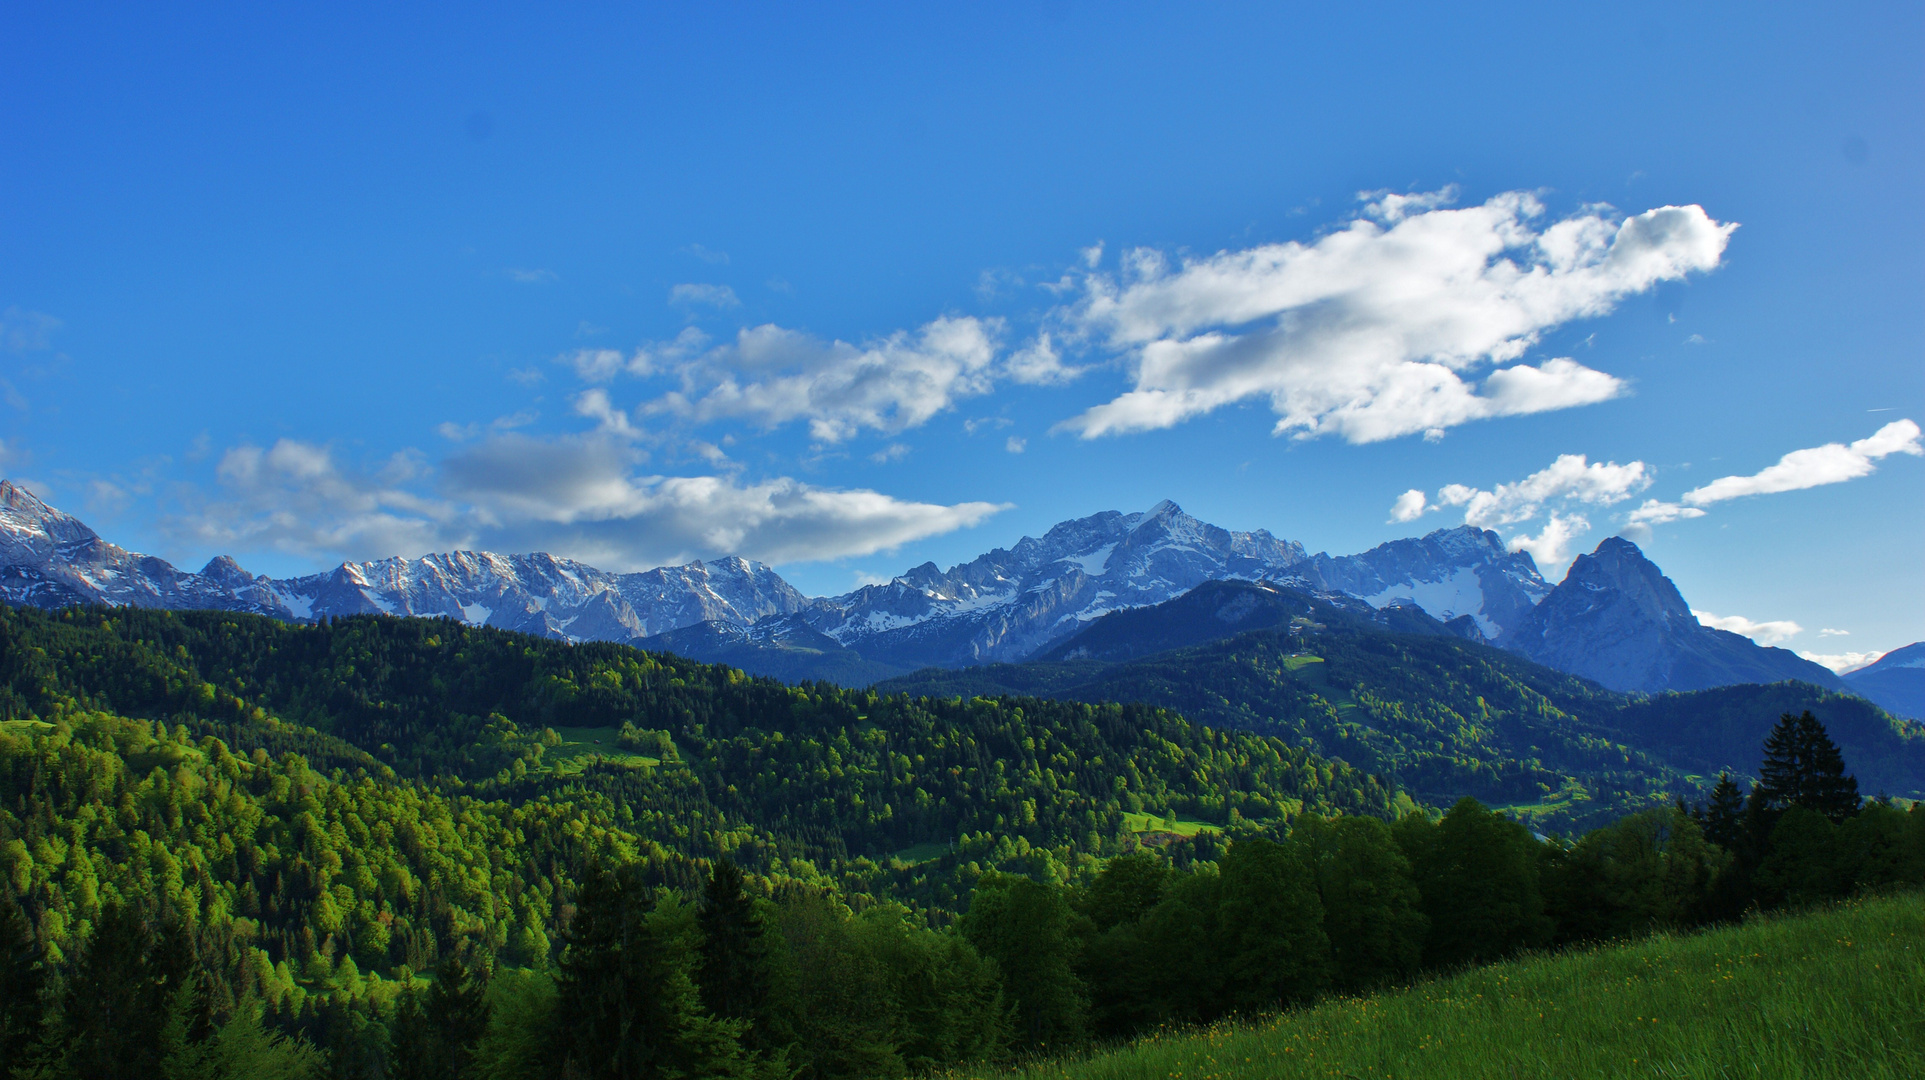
[0,603,1407,918]
[0,602,1922,1078]
[881,619,1925,825]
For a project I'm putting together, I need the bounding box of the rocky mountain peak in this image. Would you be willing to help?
[199,555,259,588]
[1560,535,1693,624]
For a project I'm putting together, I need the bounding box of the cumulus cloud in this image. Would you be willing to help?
[1005,436,1026,454]
[168,433,1010,572]
[1054,190,1735,442]
[1394,453,1652,574]
[1797,650,1884,675]
[1506,513,1590,575]
[1432,454,1651,529]
[1681,419,1922,506]
[644,316,1005,443]
[1693,609,1803,646]
[1388,489,1428,523]
[173,439,458,562]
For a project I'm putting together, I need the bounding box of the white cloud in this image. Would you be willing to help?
[564,328,711,383]
[1819,628,1850,637]
[1506,512,1590,576]
[1005,436,1026,454]
[1681,419,1922,506]
[668,283,742,309]
[1693,609,1803,646]
[1055,191,1734,442]
[1434,454,1651,529]
[1005,333,1083,385]
[1388,489,1428,523]
[169,433,1009,572]
[644,316,1005,443]
[1797,650,1884,675]
[506,268,558,284]
[684,244,730,265]
[1624,499,1707,528]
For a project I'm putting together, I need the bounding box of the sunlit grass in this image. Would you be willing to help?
[971,893,1924,1080]
[540,724,660,774]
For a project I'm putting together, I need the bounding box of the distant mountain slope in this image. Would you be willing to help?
[1606,681,1925,798]
[879,579,1925,818]
[882,592,1675,829]
[785,500,1309,668]
[1294,526,1551,640]
[1499,537,1848,695]
[0,479,812,641]
[1845,643,1925,720]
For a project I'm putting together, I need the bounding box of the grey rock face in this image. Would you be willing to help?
[0,481,286,616]
[1500,536,1847,694]
[1297,525,1550,640]
[792,501,1310,667]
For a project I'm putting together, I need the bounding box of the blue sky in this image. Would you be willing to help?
[1,1,1920,665]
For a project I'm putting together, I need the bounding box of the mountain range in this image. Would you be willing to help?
[0,479,1903,709]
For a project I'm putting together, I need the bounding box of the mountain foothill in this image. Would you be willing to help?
[2,474,1921,819]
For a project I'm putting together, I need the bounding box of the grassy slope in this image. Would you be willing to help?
[975,893,1925,1080]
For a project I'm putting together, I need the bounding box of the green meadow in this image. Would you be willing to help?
[972,893,1925,1080]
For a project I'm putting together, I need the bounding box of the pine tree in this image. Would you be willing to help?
[695,858,771,1050]
[0,890,44,1080]
[1795,712,1861,822]
[1755,711,1860,823]
[1700,773,1748,853]
[553,867,745,1080]
[57,903,187,1080]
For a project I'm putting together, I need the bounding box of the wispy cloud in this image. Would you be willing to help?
[506,268,558,284]
[0,307,61,352]
[1681,419,1921,506]
[1627,419,1921,531]
[1053,190,1734,443]
[1693,609,1802,646]
[669,283,741,309]
[166,430,1009,572]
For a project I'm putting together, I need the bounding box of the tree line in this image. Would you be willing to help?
[1,700,1918,1079]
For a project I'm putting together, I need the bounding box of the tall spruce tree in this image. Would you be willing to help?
[57,903,188,1080]
[553,867,745,1080]
[695,858,770,1048]
[1700,773,1748,853]
[1755,711,1860,823]
[0,890,44,1080]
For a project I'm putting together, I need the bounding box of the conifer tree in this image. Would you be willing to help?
[0,890,44,1080]
[1755,711,1860,823]
[553,867,745,1080]
[57,903,186,1080]
[393,955,490,1080]
[695,858,770,1046]
[1700,773,1748,853]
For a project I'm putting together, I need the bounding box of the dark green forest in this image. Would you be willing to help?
[880,621,1925,822]
[0,603,1920,1079]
